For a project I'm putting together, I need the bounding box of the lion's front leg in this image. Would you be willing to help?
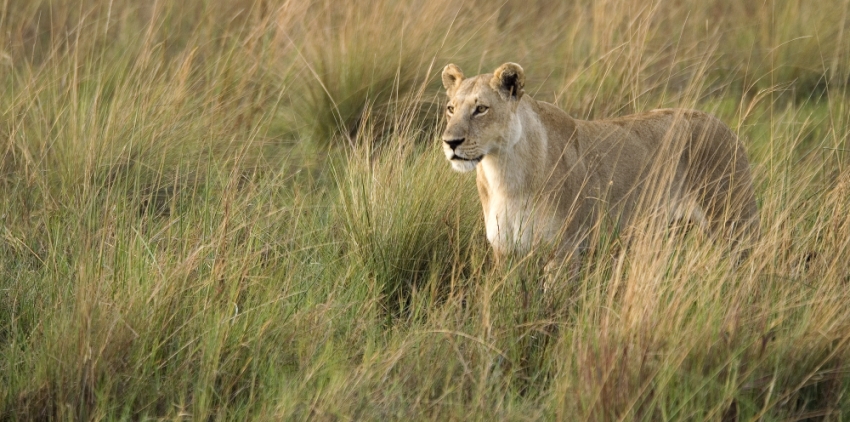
[541,242,586,293]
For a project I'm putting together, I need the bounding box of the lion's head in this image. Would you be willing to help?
[440,62,526,172]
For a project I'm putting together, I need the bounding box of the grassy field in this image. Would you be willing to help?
[1,0,849,420]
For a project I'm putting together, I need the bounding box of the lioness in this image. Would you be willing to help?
[440,62,759,264]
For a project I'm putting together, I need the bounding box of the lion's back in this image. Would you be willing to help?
[566,108,759,240]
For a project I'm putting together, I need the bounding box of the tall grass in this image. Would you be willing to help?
[1,0,849,420]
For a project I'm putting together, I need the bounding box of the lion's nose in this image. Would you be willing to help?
[444,138,465,150]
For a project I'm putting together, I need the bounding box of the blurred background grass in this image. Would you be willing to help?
[1,0,849,420]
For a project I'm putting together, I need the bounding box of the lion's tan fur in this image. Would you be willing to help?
[440,62,759,261]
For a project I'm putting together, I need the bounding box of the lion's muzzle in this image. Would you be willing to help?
[443,138,465,151]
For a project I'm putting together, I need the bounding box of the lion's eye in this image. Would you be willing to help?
[447,105,455,115]
[475,105,489,115]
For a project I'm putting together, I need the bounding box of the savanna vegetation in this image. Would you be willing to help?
[1,0,849,420]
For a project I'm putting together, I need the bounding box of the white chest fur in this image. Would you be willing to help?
[480,158,543,255]
[484,195,537,255]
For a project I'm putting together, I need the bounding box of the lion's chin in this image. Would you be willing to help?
[449,157,480,172]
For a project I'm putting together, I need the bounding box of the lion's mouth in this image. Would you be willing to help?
[451,154,484,164]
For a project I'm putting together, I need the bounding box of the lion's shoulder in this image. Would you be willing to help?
[526,99,578,140]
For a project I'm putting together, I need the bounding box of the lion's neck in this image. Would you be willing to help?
[476,102,549,255]
[480,103,548,192]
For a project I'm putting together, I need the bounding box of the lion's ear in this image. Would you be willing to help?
[442,64,464,96]
[490,62,525,101]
